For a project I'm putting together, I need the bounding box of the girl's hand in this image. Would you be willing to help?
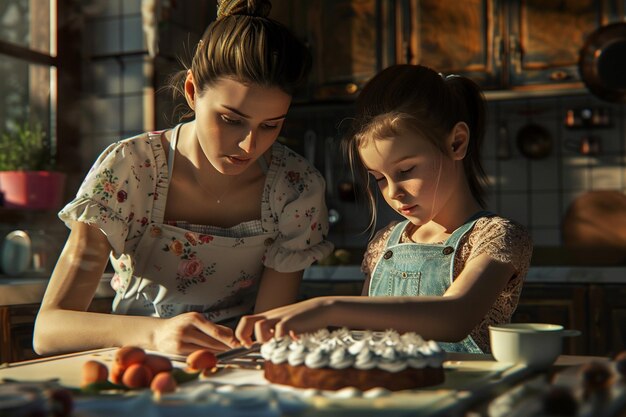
[235,297,333,347]
[154,312,240,355]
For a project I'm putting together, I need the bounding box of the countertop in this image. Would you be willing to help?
[2,265,626,307]
[303,265,626,283]
[0,273,116,306]
[0,348,622,417]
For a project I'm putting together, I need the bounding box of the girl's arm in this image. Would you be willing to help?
[253,267,303,313]
[33,221,238,356]
[236,253,514,346]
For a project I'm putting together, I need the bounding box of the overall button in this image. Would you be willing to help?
[383,250,393,260]
[442,246,454,255]
[264,238,274,247]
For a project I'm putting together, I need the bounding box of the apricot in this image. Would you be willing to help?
[150,371,177,394]
[186,349,217,371]
[144,354,173,375]
[115,346,147,369]
[109,363,126,385]
[121,363,153,389]
[81,360,109,387]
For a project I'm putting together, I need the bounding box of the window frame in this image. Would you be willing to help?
[0,0,81,173]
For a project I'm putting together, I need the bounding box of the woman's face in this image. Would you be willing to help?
[188,76,292,175]
[359,130,458,226]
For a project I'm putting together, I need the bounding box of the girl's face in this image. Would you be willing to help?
[359,130,457,226]
[187,76,292,175]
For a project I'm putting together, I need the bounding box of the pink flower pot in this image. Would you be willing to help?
[0,171,66,210]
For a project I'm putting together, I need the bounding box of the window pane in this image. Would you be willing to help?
[0,0,52,55]
[0,54,52,147]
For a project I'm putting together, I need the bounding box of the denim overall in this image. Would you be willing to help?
[368,212,491,353]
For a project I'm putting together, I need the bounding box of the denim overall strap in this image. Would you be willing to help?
[369,214,488,353]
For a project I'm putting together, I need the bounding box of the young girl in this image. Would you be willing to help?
[33,0,333,356]
[236,64,532,353]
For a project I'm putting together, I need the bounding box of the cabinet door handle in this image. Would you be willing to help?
[509,35,523,74]
[494,35,503,68]
[404,41,413,64]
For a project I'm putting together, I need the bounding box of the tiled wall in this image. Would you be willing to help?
[483,96,625,247]
[77,2,626,250]
[79,0,212,164]
[79,0,146,163]
[284,96,626,249]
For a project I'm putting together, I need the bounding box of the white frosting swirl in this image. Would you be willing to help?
[329,347,355,369]
[354,347,377,370]
[304,347,330,369]
[286,342,307,366]
[261,327,446,372]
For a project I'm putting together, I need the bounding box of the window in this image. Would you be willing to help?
[0,0,56,158]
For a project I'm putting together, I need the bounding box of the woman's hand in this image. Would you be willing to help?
[153,312,241,355]
[235,297,334,347]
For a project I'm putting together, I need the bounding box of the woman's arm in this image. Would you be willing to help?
[253,267,303,313]
[236,253,514,346]
[34,221,238,356]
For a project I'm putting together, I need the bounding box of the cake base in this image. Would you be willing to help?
[264,362,445,391]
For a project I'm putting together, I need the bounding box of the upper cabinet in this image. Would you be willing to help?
[271,0,394,102]
[272,0,626,101]
[396,0,501,89]
[505,0,608,89]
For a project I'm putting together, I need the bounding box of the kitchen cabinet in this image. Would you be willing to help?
[298,278,626,357]
[272,0,395,101]
[589,284,626,357]
[513,282,626,357]
[273,0,625,98]
[399,0,622,90]
[512,283,588,355]
[0,297,113,364]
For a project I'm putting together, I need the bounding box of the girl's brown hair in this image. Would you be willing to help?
[168,0,311,119]
[343,64,488,232]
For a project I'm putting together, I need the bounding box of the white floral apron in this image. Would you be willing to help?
[111,124,277,323]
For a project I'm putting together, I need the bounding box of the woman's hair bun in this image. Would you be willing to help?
[217,0,272,19]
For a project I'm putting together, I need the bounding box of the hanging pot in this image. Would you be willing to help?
[579,22,626,103]
[516,123,553,159]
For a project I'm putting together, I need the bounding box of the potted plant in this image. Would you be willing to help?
[0,121,66,210]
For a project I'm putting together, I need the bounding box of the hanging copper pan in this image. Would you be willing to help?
[579,22,626,103]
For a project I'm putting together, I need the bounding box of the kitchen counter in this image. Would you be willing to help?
[0,273,116,306]
[0,348,623,417]
[2,265,626,306]
[304,265,626,283]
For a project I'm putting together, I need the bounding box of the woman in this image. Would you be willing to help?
[34,0,333,356]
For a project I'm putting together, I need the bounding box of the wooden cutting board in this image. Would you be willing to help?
[562,191,626,265]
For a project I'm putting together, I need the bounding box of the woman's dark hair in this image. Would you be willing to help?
[168,0,312,118]
[343,64,488,232]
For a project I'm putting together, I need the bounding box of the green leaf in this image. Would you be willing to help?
[80,380,129,394]
[0,121,53,171]
[171,368,200,384]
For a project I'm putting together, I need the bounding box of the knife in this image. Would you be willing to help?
[165,343,261,363]
[216,343,261,362]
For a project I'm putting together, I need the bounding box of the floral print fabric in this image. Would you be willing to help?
[59,132,333,321]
